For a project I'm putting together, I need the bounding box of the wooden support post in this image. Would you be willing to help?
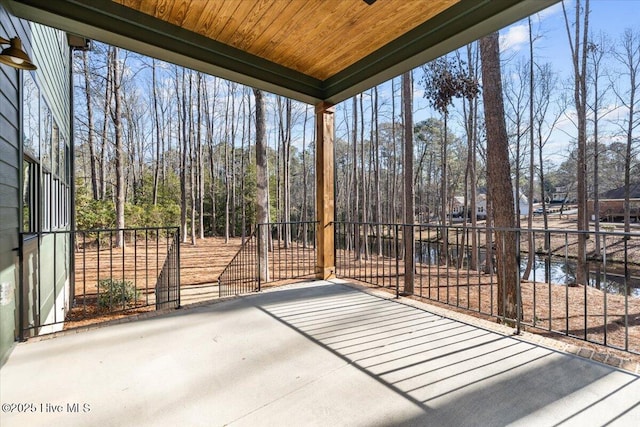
[315,102,335,279]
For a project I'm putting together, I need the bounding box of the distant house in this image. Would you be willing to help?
[451,196,466,217]
[588,183,640,222]
[516,192,530,216]
[551,185,570,204]
[451,194,487,219]
[476,194,487,219]
[449,192,527,219]
[601,183,640,200]
[450,195,486,219]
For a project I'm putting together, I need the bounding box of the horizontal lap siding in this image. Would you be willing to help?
[0,5,70,365]
[29,22,72,337]
[0,6,25,366]
[31,24,70,137]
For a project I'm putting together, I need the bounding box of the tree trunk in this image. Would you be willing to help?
[360,93,369,259]
[111,47,126,248]
[402,71,415,295]
[151,59,161,205]
[254,89,269,282]
[223,85,231,243]
[441,113,450,266]
[99,52,112,201]
[301,106,309,246]
[523,16,535,280]
[188,72,196,245]
[282,98,292,246]
[374,86,383,257]
[563,0,590,285]
[391,78,398,222]
[351,96,360,259]
[468,44,479,271]
[197,73,205,240]
[204,77,217,236]
[82,50,99,201]
[480,32,519,320]
[178,68,188,243]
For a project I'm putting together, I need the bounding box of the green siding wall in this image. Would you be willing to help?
[31,24,70,137]
[0,6,24,366]
[0,5,71,365]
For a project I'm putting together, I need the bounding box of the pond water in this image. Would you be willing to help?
[337,235,640,297]
[413,241,640,297]
[519,254,640,297]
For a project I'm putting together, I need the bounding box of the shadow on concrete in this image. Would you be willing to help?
[256,283,640,426]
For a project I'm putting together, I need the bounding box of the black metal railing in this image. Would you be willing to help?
[334,221,640,355]
[218,227,259,297]
[218,221,317,297]
[155,229,181,309]
[335,221,403,298]
[19,226,180,337]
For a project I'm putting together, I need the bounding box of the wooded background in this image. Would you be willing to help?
[72,1,639,248]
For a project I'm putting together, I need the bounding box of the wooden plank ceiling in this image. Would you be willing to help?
[4,0,559,104]
[113,0,458,81]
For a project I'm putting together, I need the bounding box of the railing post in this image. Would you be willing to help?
[257,224,262,292]
[176,227,181,308]
[18,233,25,341]
[403,223,414,295]
[395,224,400,299]
[515,228,521,335]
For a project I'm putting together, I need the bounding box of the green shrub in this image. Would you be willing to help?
[97,279,137,309]
[75,192,116,230]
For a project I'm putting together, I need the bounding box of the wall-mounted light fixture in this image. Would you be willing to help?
[0,36,37,70]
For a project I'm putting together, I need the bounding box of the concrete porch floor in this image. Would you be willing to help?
[1,280,639,426]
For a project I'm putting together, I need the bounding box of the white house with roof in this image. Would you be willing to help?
[450,192,528,219]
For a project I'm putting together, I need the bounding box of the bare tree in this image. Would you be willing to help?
[301,105,310,246]
[611,28,640,236]
[422,55,479,265]
[277,96,293,246]
[373,86,383,256]
[523,17,536,279]
[81,50,99,200]
[360,93,369,259]
[254,88,269,281]
[110,46,126,247]
[587,32,610,255]
[459,43,481,270]
[197,73,205,240]
[352,95,360,258]
[151,59,162,205]
[563,0,590,285]
[223,81,232,242]
[402,71,415,295]
[533,64,563,276]
[203,76,218,236]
